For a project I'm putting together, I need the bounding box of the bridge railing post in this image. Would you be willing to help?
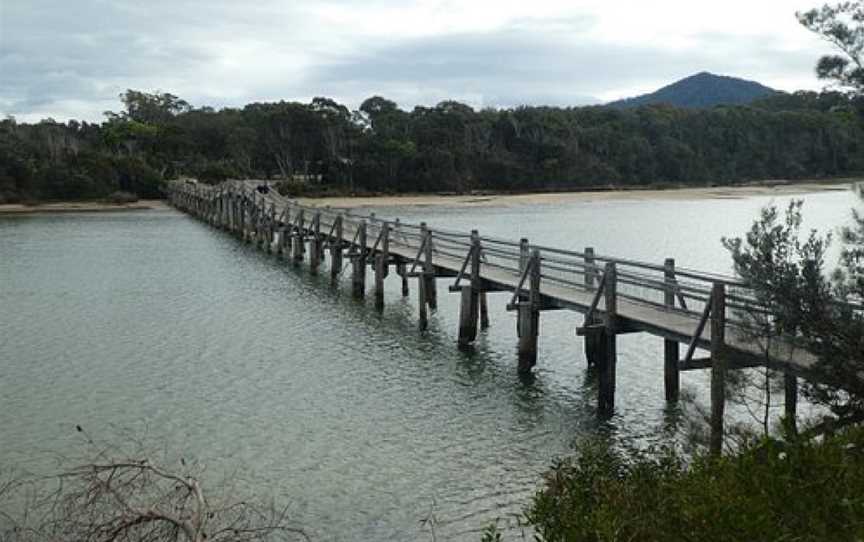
[583,247,602,367]
[664,258,680,401]
[710,281,727,455]
[584,247,596,289]
[472,231,486,329]
[422,223,437,310]
[417,222,430,329]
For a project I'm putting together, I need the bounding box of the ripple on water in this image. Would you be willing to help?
[0,191,855,540]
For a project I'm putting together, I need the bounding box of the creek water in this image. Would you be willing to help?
[0,186,856,540]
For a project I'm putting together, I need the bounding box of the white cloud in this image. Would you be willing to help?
[0,0,839,122]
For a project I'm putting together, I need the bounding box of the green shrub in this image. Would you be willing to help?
[113,156,163,199]
[526,429,864,542]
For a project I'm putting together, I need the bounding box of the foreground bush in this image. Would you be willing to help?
[526,428,864,542]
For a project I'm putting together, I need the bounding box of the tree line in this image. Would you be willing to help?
[1,88,863,203]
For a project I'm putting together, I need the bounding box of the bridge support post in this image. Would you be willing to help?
[480,292,489,330]
[281,207,292,257]
[418,272,428,330]
[583,247,602,367]
[293,209,305,263]
[266,206,276,253]
[352,220,367,298]
[421,223,437,310]
[598,262,618,414]
[247,199,256,244]
[393,221,409,297]
[238,198,246,240]
[710,282,727,455]
[374,222,390,310]
[228,192,236,233]
[785,371,798,435]
[224,194,230,229]
[330,216,343,284]
[310,212,321,274]
[251,195,261,246]
[260,202,270,251]
[458,231,482,347]
[518,249,541,372]
[664,258,680,401]
[397,261,409,296]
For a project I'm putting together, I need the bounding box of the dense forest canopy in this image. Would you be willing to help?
[1,88,863,203]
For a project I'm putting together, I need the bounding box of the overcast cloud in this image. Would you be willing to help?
[0,0,839,122]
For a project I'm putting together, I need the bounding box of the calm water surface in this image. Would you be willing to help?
[0,187,858,540]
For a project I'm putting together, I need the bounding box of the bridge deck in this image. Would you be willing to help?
[171,180,821,377]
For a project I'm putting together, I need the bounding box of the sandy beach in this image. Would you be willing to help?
[298,180,859,209]
[0,180,857,215]
[0,200,168,215]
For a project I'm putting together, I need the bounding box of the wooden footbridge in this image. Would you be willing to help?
[168,180,823,452]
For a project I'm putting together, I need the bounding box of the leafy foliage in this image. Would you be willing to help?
[798,2,864,93]
[721,192,864,436]
[2,86,863,204]
[527,429,864,542]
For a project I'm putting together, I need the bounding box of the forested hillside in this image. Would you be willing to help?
[1,89,862,203]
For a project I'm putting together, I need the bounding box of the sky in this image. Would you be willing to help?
[0,0,841,123]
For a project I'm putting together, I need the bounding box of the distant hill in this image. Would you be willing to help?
[607,72,778,109]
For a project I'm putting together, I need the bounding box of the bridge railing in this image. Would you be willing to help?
[168,180,864,335]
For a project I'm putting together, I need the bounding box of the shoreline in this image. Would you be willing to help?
[0,178,857,215]
[298,178,859,209]
[0,200,168,215]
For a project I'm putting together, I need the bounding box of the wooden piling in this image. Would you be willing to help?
[266,207,276,253]
[664,258,680,401]
[583,247,601,367]
[457,230,481,346]
[292,209,305,262]
[517,238,529,337]
[394,220,409,296]
[282,207,292,256]
[352,220,367,298]
[418,269,428,330]
[518,249,541,372]
[238,197,246,240]
[598,262,617,413]
[710,282,727,455]
[310,212,321,274]
[398,261,409,296]
[479,291,489,330]
[421,223,437,310]
[374,222,390,309]
[331,215,343,284]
